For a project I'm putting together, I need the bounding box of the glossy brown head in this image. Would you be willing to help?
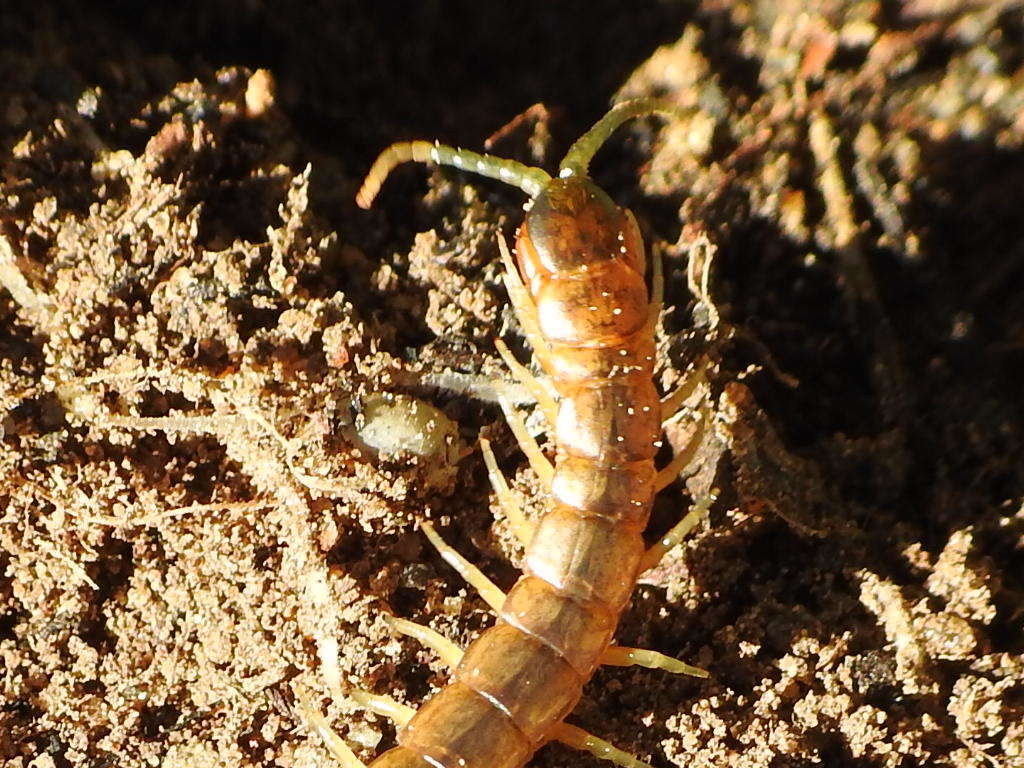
[514,176,645,285]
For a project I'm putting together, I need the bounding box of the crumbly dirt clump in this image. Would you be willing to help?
[2,3,1023,768]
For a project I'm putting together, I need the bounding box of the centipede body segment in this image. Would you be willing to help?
[320,99,710,768]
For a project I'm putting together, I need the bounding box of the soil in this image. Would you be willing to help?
[2,2,1023,767]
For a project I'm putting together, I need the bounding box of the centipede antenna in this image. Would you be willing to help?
[558,98,689,178]
[356,140,552,208]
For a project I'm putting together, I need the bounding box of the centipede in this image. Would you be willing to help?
[303,98,714,768]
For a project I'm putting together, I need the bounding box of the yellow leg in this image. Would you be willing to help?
[421,522,506,612]
[480,437,535,546]
[385,615,464,669]
[601,646,708,678]
[660,359,710,423]
[497,232,556,374]
[349,690,415,727]
[344,618,455,732]
[496,391,555,487]
[654,411,706,492]
[660,376,703,424]
[639,490,716,573]
[494,337,558,428]
[554,722,655,768]
[295,687,368,768]
[301,617,460,760]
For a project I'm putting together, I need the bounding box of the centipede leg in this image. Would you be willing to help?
[385,615,464,668]
[497,232,557,374]
[496,391,555,487]
[480,436,536,546]
[654,411,706,493]
[421,522,507,612]
[302,622,452,760]
[639,490,717,573]
[601,645,708,678]
[349,690,416,727]
[295,687,369,768]
[659,374,703,424]
[342,623,455,733]
[660,359,710,423]
[553,723,656,768]
[494,337,558,427]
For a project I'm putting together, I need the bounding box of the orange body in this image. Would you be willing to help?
[372,177,659,768]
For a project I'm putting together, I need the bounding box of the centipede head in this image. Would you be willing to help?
[514,176,646,284]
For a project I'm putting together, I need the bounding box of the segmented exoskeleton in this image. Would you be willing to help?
[306,99,713,768]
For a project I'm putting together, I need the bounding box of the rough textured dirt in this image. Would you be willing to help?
[2,2,1023,767]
